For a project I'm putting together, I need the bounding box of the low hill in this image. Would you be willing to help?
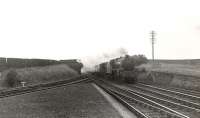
[148,59,200,65]
[0,57,83,74]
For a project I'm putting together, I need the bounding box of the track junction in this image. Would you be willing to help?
[0,74,199,118]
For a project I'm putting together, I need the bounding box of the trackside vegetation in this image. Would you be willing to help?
[4,69,21,87]
[2,64,78,88]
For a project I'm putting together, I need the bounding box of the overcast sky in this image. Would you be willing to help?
[0,0,200,67]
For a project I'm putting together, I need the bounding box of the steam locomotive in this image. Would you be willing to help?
[94,56,137,83]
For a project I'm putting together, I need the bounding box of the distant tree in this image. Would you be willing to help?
[59,60,83,74]
[133,54,148,66]
[5,69,21,87]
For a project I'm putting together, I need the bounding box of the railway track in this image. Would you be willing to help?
[100,79,200,118]
[0,77,91,98]
[167,87,200,97]
[127,84,200,111]
[93,78,189,118]
[137,83,200,103]
[1,73,199,118]
[139,83,200,97]
[117,84,200,118]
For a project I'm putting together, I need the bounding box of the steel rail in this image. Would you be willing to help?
[139,82,200,97]
[131,85,200,110]
[0,78,91,98]
[138,83,200,101]
[95,82,149,118]
[116,85,200,118]
[94,79,189,118]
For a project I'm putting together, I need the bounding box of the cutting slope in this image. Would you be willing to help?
[1,64,78,88]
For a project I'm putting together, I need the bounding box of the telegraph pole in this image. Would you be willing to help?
[151,30,155,62]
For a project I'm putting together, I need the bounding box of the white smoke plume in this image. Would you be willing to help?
[81,47,128,72]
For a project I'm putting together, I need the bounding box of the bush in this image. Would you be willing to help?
[5,69,21,87]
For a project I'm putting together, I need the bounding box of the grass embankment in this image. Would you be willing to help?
[0,83,121,118]
[1,64,78,88]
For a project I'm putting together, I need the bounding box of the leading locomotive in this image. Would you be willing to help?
[94,55,148,83]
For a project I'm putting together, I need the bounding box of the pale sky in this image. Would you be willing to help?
[0,0,200,67]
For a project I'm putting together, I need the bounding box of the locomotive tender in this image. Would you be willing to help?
[95,56,126,79]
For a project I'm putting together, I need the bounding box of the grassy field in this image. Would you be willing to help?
[138,60,200,77]
[0,83,121,118]
[0,64,78,88]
